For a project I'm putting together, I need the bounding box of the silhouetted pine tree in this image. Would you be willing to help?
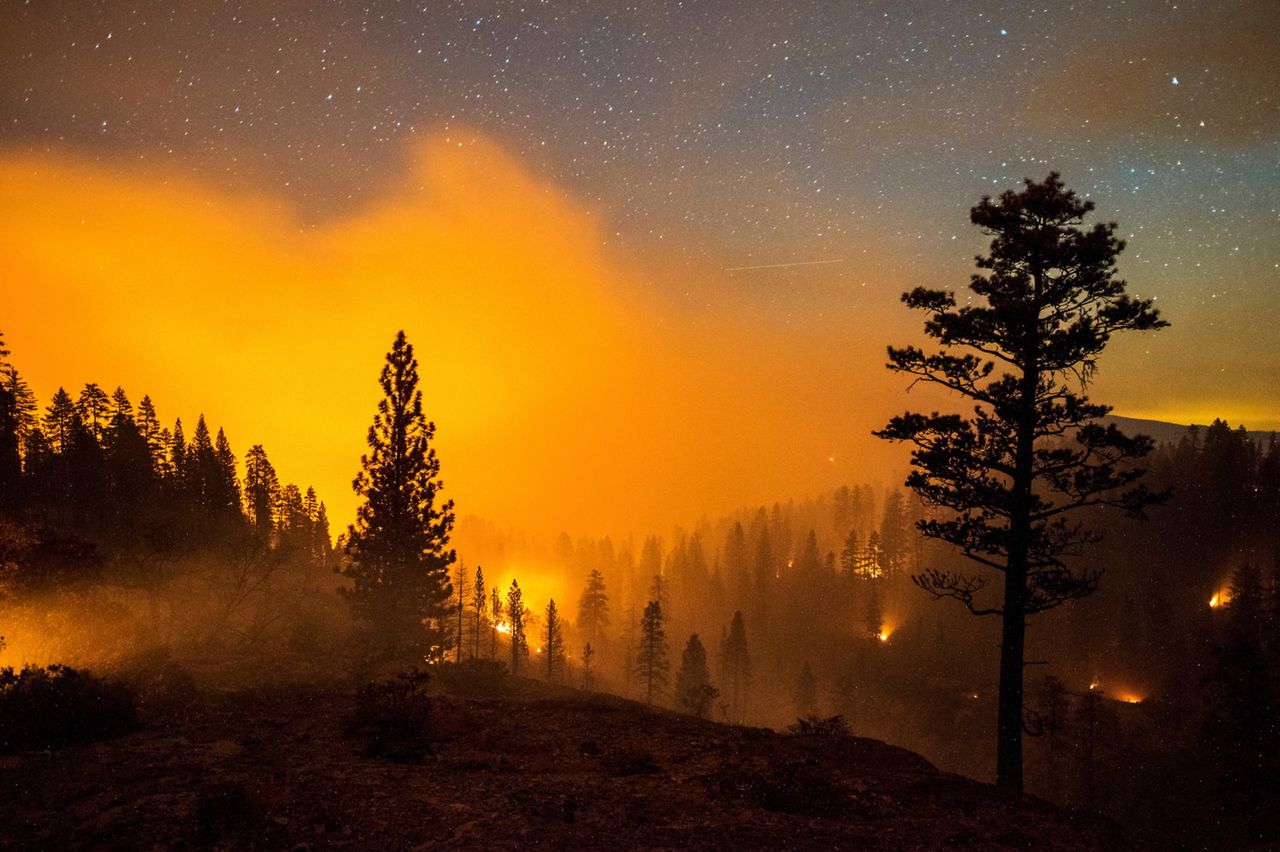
[213,427,241,517]
[471,565,486,660]
[243,445,279,538]
[77,383,110,443]
[43,389,76,454]
[507,580,528,674]
[839,528,860,576]
[636,600,669,704]
[719,610,751,723]
[577,568,610,645]
[875,174,1167,791]
[543,598,565,681]
[722,521,749,592]
[675,633,717,717]
[108,387,133,422]
[490,586,502,660]
[341,331,456,661]
[135,396,163,469]
[0,333,19,510]
[454,561,471,663]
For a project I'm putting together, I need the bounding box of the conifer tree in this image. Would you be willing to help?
[507,579,527,674]
[136,396,163,469]
[43,389,76,454]
[719,610,752,723]
[77,383,110,443]
[839,528,860,576]
[244,444,280,538]
[723,522,750,590]
[577,568,610,645]
[543,598,565,681]
[4,368,36,457]
[875,174,1167,790]
[311,500,332,565]
[454,561,471,662]
[109,387,133,422]
[189,416,215,509]
[675,633,717,717]
[341,331,457,661]
[213,428,241,516]
[169,418,187,493]
[635,600,669,704]
[471,565,486,659]
[0,333,19,509]
[490,586,502,659]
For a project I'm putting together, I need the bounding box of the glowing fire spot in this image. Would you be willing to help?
[1088,680,1101,692]
[1116,692,1144,705]
[495,622,511,635]
[877,630,891,643]
[1209,593,1221,608]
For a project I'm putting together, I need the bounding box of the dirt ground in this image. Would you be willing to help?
[1,677,1137,850]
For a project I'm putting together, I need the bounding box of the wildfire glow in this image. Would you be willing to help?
[1115,692,1144,705]
[877,630,892,643]
[1209,593,1221,608]
[494,622,511,635]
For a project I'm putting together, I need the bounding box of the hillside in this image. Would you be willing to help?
[1,676,1138,850]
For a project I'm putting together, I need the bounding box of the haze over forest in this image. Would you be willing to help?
[2,2,1278,849]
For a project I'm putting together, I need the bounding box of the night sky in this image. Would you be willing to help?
[2,0,1278,531]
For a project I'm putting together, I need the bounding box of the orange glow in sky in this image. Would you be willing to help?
[3,132,1274,538]
[1,133,912,536]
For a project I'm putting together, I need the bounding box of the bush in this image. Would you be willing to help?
[787,713,851,737]
[346,668,432,762]
[0,664,139,752]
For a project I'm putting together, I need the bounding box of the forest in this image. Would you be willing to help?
[2,178,1278,850]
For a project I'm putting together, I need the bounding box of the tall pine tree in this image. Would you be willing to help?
[875,174,1166,790]
[341,331,456,661]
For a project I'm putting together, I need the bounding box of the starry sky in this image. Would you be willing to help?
[1,0,1278,532]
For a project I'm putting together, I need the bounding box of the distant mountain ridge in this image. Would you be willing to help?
[1105,414,1275,447]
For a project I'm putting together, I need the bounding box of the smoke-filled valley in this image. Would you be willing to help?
[3,3,1279,849]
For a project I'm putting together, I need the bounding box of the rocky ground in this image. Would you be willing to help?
[1,675,1138,850]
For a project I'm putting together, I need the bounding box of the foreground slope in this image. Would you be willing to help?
[2,679,1133,850]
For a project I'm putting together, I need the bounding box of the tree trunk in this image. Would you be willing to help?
[997,275,1046,792]
[996,567,1027,791]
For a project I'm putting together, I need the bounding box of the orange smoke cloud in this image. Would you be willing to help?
[1,131,912,537]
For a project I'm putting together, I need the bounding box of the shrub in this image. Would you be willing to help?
[0,664,138,752]
[346,668,432,762]
[787,713,851,737]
